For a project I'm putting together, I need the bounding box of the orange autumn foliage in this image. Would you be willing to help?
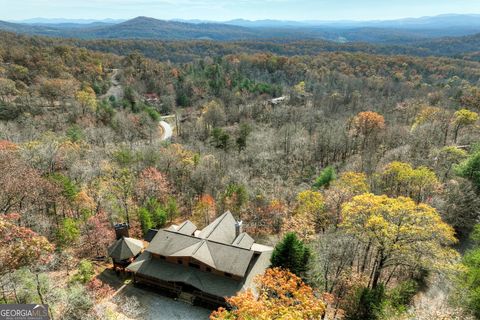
[350,111,385,137]
[191,194,217,229]
[0,214,54,274]
[0,140,18,151]
[210,268,325,320]
[136,167,170,203]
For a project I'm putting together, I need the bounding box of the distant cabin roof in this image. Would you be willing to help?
[144,93,159,100]
[269,96,287,104]
[108,237,144,261]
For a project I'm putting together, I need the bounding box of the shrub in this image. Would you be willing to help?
[387,280,418,312]
[313,166,337,189]
[344,285,385,320]
[456,149,480,193]
[138,198,167,235]
[56,218,80,247]
[66,125,84,143]
[71,260,95,284]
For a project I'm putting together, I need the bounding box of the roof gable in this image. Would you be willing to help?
[145,211,274,277]
[207,241,254,276]
[177,220,197,235]
[191,240,217,268]
[198,211,237,244]
[232,232,255,249]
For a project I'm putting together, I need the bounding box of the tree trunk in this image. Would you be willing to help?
[453,124,461,144]
[371,251,386,289]
[360,240,371,273]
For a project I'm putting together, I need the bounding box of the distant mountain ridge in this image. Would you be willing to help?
[10,18,126,24]
[87,16,258,40]
[0,16,261,40]
[1,14,480,43]
[8,13,480,28]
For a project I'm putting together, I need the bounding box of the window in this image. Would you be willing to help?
[224,272,233,278]
[177,259,183,265]
[189,262,200,269]
[206,267,212,272]
[159,255,166,260]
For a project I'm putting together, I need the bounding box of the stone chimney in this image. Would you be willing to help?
[235,221,243,238]
[114,223,129,240]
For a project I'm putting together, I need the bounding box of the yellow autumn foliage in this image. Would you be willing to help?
[379,161,440,203]
[341,193,458,274]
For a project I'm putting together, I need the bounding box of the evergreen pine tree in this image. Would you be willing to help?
[271,232,311,277]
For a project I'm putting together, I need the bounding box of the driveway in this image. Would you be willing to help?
[101,69,124,101]
[159,120,173,141]
[98,269,211,320]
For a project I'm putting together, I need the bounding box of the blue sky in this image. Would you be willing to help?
[2,0,480,21]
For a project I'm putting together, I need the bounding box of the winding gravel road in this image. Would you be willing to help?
[101,69,124,101]
[159,120,173,141]
[102,69,173,142]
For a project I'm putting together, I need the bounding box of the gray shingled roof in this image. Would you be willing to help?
[127,252,242,297]
[148,230,200,256]
[241,250,274,293]
[197,211,237,243]
[176,220,197,235]
[108,237,144,261]
[232,232,255,249]
[147,230,254,277]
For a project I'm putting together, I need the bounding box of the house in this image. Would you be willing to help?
[144,93,160,104]
[268,96,287,105]
[126,211,273,307]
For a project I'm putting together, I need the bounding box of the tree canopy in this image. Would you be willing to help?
[341,193,458,289]
[210,268,325,320]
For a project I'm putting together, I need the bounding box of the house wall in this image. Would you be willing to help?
[133,273,228,307]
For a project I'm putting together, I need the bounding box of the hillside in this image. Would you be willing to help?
[0,20,53,34]
[409,32,480,58]
[3,29,480,66]
[73,17,261,40]
[1,24,480,319]
[70,33,480,62]
[1,15,480,44]
[0,17,261,41]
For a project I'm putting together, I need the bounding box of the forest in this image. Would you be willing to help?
[1,28,480,319]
